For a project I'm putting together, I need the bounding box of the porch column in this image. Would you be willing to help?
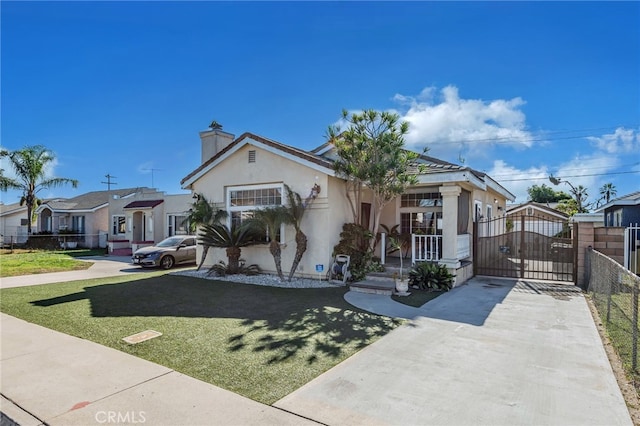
[439,185,462,269]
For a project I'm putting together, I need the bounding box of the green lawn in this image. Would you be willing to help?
[0,274,402,404]
[0,249,100,277]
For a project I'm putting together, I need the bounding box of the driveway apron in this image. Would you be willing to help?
[275,277,633,426]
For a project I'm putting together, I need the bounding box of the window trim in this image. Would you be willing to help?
[226,183,285,243]
[112,215,126,236]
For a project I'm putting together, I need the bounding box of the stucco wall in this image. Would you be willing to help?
[192,143,351,278]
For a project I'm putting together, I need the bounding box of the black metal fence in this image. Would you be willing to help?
[587,247,640,385]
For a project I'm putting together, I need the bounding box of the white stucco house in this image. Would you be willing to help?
[181,124,515,285]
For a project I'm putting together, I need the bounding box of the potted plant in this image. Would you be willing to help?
[390,237,409,295]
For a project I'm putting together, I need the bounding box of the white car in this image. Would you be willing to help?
[132,236,197,269]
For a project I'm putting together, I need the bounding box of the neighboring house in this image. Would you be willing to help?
[107,188,193,254]
[505,201,569,237]
[0,201,30,245]
[181,124,515,285]
[35,188,149,248]
[597,191,640,227]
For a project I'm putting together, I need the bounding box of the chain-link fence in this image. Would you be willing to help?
[587,247,640,388]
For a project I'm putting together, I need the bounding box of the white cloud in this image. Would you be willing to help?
[587,127,639,154]
[394,85,534,160]
[488,160,550,203]
[489,154,621,205]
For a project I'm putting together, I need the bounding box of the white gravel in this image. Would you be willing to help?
[171,269,342,288]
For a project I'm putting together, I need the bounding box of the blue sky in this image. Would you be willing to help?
[2,1,639,208]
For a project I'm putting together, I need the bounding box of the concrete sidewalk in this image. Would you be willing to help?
[0,313,318,426]
[276,278,634,425]
[0,256,151,289]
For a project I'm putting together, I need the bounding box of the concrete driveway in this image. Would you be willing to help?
[275,278,633,425]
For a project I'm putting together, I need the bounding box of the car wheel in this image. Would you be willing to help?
[160,256,175,270]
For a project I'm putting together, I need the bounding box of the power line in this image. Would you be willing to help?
[489,162,640,179]
[497,170,640,182]
[425,125,638,146]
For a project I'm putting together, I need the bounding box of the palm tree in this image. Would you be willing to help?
[249,207,290,281]
[599,183,617,207]
[284,185,311,282]
[184,194,227,270]
[198,221,259,274]
[0,146,78,234]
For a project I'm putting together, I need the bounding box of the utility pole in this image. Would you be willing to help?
[101,174,118,191]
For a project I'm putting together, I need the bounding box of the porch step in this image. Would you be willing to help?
[349,279,396,296]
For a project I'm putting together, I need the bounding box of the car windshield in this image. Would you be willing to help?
[156,237,184,247]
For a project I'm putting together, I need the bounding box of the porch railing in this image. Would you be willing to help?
[411,234,442,264]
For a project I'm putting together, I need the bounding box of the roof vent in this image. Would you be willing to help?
[248,150,256,163]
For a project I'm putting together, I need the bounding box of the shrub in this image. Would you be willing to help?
[207,260,261,277]
[408,262,455,291]
[24,232,59,250]
[332,223,375,281]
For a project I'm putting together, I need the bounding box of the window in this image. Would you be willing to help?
[71,215,85,234]
[474,201,483,221]
[614,209,623,226]
[486,205,493,220]
[112,215,126,236]
[227,184,284,242]
[168,214,189,236]
[401,192,442,207]
[401,212,443,235]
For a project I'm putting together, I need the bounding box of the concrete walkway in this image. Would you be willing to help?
[0,255,161,289]
[1,261,634,425]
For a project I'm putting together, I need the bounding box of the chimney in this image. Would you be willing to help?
[199,120,235,164]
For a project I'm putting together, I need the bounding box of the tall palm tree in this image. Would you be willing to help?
[0,146,78,234]
[198,221,259,274]
[249,207,290,281]
[599,183,617,206]
[284,185,311,282]
[184,194,227,270]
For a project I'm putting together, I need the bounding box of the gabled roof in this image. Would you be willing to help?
[38,188,148,213]
[181,132,335,188]
[596,191,640,212]
[506,201,569,219]
[0,202,27,216]
[124,199,164,209]
[181,131,516,202]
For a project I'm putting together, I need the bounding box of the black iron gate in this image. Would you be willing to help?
[473,214,577,283]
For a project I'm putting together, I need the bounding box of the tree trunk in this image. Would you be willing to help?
[288,230,308,281]
[269,240,284,281]
[197,245,210,271]
[226,246,241,274]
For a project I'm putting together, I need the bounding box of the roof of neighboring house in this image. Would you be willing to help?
[0,202,27,216]
[38,188,148,213]
[506,201,569,219]
[123,199,164,209]
[595,191,640,212]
